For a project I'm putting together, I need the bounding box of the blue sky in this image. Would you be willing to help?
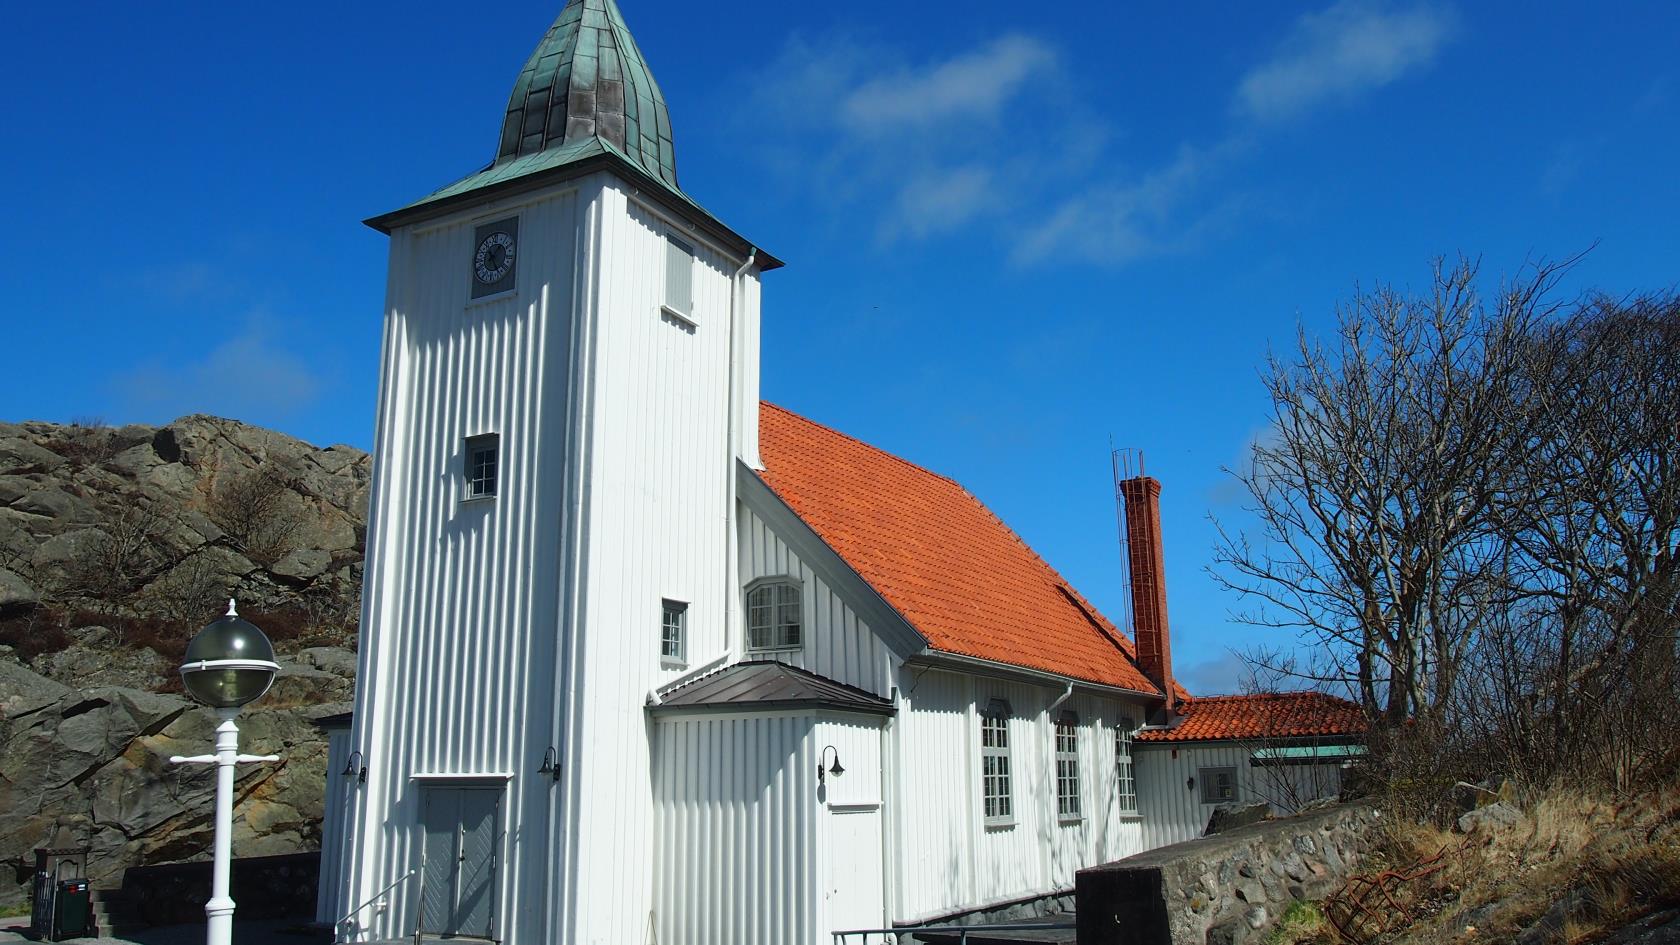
[3,2,1676,693]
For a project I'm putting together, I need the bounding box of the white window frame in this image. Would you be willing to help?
[1115,718,1138,815]
[464,434,499,500]
[744,577,802,652]
[660,599,687,666]
[980,699,1014,827]
[1199,766,1239,804]
[1055,711,1081,823]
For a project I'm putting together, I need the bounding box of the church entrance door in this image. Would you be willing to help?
[418,785,501,940]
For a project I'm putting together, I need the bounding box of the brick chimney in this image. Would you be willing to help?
[1120,476,1176,713]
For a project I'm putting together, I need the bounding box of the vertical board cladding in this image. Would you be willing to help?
[316,726,352,925]
[892,669,1150,923]
[653,713,819,945]
[738,505,894,696]
[343,186,579,945]
[1132,742,1343,849]
[561,181,751,944]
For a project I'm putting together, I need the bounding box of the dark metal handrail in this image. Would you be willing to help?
[832,919,1077,944]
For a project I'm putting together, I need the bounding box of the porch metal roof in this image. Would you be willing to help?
[652,661,894,716]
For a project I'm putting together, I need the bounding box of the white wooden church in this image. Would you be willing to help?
[318,2,1364,943]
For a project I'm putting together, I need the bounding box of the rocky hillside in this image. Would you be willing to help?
[0,416,369,908]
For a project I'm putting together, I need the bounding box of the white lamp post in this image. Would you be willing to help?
[170,600,280,945]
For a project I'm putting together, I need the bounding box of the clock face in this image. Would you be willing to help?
[470,217,520,299]
[474,231,516,285]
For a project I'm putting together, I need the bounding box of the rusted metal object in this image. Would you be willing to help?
[1322,838,1475,944]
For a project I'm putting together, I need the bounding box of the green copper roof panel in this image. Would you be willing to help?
[493,0,678,192]
[365,0,782,270]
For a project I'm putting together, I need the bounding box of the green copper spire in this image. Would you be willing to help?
[497,0,677,191]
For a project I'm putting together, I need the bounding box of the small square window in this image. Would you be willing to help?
[665,235,693,315]
[661,599,687,664]
[465,434,499,499]
[1199,766,1239,804]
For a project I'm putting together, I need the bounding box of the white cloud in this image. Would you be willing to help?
[1177,650,1258,696]
[1012,143,1255,266]
[840,35,1057,135]
[113,318,326,423]
[882,166,996,240]
[1235,0,1458,122]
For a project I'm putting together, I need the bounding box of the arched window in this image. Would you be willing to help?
[745,579,801,651]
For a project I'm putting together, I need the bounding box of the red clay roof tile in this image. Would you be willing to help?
[756,402,1162,695]
[1135,691,1367,742]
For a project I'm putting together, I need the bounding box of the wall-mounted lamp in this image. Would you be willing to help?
[341,751,367,784]
[1186,776,1196,793]
[817,745,845,785]
[538,747,562,782]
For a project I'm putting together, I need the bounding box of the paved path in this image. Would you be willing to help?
[0,917,328,945]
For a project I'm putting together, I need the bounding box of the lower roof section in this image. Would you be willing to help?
[651,660,894,717]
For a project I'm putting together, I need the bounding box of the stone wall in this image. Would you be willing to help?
[1076,802,1382,945]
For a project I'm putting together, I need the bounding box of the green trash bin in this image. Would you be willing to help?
[51,878,91,941]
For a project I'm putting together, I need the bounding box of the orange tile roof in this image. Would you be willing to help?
[756,402,1162,695]
[1134,692,1368,742]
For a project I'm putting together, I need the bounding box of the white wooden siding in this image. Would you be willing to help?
[1134,742,1347,849]
[315,726,352,926]
[890,668,1146,923]
[557,183,758,944]
[738,505,895,696]
[342,184,579,945]
[345,174,766,945]
[652,713,819,945]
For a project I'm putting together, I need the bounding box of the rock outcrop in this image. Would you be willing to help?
[0,415,368,908]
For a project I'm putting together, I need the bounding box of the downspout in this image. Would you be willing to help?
[646,246,756,708]
[723,247,757,659]
[1048,681,1074,714]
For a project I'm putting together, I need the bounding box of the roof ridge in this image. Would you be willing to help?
[760,401,964,489]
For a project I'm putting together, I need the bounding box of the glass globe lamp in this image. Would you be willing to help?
[179,601,279,709]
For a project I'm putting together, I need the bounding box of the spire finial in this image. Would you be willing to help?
[227,598,238,617]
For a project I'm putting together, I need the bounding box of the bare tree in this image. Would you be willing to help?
[1212,257,1568,723]
[1214,256,1679,789]
[205,465,303,565]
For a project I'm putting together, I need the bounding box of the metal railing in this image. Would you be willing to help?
[334,869,416,944]
[833,919,1077,944]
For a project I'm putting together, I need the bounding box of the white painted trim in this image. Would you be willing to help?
[659,303,698,328]
[911,650,1163,701]
[410,772,516,782]
[623,190,743,268]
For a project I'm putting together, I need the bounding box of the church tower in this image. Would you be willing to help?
[340,2,778,942]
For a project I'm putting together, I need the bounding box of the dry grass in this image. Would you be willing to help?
[1329,783,1680,945]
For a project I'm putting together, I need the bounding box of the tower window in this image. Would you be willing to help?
[665,235,693,316]
[745,579,801,651]
[465,434,499,499]
[661,599,687,665]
